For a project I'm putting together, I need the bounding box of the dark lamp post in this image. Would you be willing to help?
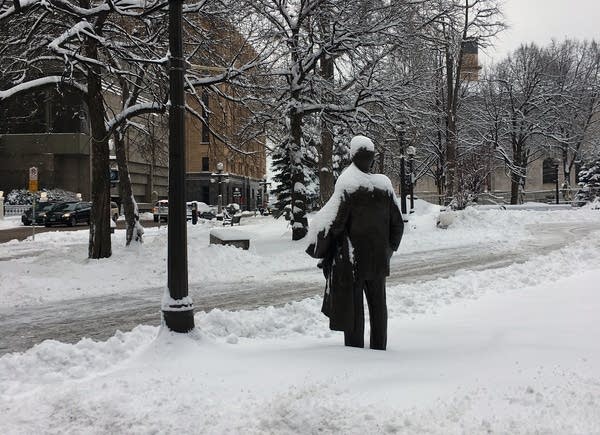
[406,146,416,213]
[397,124,408,219]
[210,162,229,214]
[162,0,194,333]
[554,160,560,205]
[258,178,271,211]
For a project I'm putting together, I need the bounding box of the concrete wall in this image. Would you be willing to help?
[412,154,577,204]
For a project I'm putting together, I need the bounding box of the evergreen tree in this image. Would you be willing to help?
[575,157,600,205]
[270,138,320,218]
[270,143,293,219]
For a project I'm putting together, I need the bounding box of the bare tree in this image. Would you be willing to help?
[1,0,264,252]
[543,40,600,184]
[421,0,504,205]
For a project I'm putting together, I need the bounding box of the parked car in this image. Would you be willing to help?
[199,208,217,220]
[21,202,57,226]
[152,200,194,222]
[44,201,92,227]
[153,200,168,222]
[111,201,119,222]
[197,202,217,220]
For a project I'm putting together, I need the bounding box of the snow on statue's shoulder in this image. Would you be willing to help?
[307,165,396,247]
[335,164,395,195]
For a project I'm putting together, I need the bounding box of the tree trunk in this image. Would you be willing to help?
[114,130,143,245]
[510,144,524,205]
[85,15,111,259]
[319,123,335,205]
[290,107,308,241]
[510,174,521,205]
[445,47,457,206]
[318,53,335,205]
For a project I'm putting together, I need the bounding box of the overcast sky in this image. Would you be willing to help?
[483,0,599,63]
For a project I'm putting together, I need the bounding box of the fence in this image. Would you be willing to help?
[414,188,582,206]
[3,205,30,216]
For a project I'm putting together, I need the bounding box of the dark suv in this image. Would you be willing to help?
[21,202,57,226]
[45,201,92,227]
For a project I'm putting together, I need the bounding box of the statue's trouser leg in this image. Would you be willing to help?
[344,280,365,348]
[365,277,387,350]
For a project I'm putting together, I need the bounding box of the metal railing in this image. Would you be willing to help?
[3,205,30,216]
[414,188,583,206]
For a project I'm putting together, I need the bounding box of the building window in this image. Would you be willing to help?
[542,158,557,184]
[201,90,210,143]
[202,157,209,171]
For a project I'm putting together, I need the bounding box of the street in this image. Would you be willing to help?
[1,221,596,355]
[0,219,163,244]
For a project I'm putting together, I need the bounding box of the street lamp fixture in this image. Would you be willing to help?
[406,146,416,213]
[162,0,194,333]
[397,123,408,218]
[258,178,271,212]
[210,162,230,214]
[554,159,560,205]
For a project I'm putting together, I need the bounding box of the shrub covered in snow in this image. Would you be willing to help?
[5,189,79,205]
[574,157,600,205]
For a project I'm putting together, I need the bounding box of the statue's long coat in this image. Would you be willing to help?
[307,166,404,331]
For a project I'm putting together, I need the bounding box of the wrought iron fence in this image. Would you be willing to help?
[3,205,30,216]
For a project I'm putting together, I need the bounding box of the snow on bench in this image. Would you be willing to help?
[209,228,250,250]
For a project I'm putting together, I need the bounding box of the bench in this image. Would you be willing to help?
[222,213,242,226]
[209,228,250,250]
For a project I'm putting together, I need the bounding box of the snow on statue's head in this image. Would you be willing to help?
[350,135,375,173]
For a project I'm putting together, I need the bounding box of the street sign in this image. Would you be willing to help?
[29,166,38,192]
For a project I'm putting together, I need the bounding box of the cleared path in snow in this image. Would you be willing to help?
[0,222,598,355]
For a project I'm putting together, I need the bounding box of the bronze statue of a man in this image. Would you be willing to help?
[307,135,404,350]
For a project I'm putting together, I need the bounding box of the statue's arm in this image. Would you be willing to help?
[305,193,350,259]
[389,197,404,251]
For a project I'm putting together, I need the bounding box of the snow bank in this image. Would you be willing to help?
[0,216,21,230]
[2,205,600,309]
[1,230,600,433]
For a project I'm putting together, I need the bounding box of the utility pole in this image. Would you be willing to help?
[554,160,560,205]
[398,124,408,217]
[162,0,194,333]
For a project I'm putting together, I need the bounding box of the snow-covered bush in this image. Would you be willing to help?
[436,210,456,229]
[574,158,600,206]
[5,189,79,205]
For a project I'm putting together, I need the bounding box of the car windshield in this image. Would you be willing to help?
[38,203,56,212]
[51,202,78,212]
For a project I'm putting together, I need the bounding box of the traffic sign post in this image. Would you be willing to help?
[0,190,4,221]
[29,167,38,240]
[29,167,38,193]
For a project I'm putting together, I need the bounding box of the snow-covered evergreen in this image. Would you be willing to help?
[5,188,78,205]
[575,157,600,204]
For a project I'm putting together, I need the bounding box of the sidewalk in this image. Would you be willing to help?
[1,253,599,433]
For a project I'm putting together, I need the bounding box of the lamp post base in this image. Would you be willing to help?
[162,310,195,333]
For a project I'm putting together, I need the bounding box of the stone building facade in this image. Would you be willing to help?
[412,155,576,205]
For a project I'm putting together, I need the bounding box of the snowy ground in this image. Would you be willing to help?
[1,201,598,310]
[0,215,21,230]
[1,202,600,433]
